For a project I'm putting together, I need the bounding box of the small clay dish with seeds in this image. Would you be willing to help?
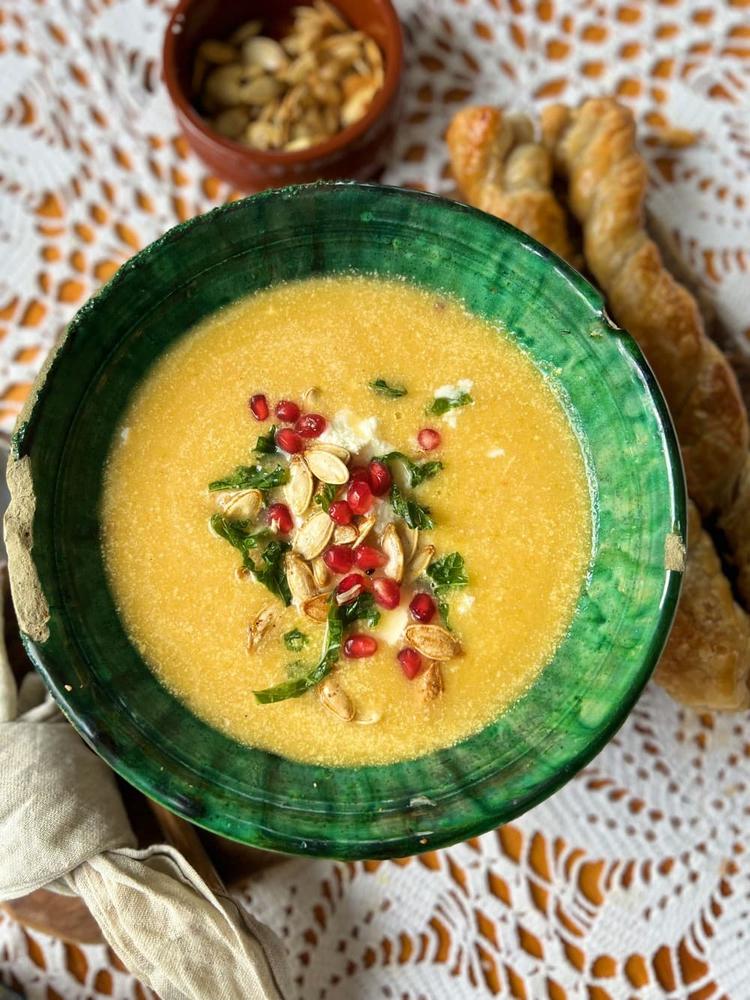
[163,0,403,190]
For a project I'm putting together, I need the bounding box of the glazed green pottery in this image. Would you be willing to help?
[8,183,685,860]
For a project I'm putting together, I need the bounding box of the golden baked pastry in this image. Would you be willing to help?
[446,105,577,264]
[655,502,750,710]
[447,100,750,709]
[541,99,750,590]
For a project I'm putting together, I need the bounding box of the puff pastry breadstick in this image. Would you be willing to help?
[540,99,749,528]
[720,458,750,605]
[655,502,750,710]
[447,102,750,709]
[446,106,577,264]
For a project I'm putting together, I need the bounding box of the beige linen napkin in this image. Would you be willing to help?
[0,616,290,999]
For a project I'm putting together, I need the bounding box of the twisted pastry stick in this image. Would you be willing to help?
[446,106,577,264]
[447,102,750,708]
[656,502,750,709]
[541,99,749,537]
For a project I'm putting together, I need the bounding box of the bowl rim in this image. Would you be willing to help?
[162,0,404,165]
[11,182,686,859]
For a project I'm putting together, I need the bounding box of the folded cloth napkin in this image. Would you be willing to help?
[0,604,290,999]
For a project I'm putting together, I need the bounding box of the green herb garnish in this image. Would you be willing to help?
[378,451,442,488]
[390,484,434,530]
[254,601,342,703]
[209,514,269,564]
[369,378,407,399]
[254,425,278,455]
[426,552,468,592]
[252,540,292,605]
[436,596,452,629]
[314,482,338,511]
[339,591,381,629]
[209,463,288,492]
[210,515,290,603]
[286,660,310,680]
[426,552,468,630]
[427,392,473,416]
[283,628,309,652]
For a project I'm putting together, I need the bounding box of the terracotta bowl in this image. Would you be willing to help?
[162,0,404,190]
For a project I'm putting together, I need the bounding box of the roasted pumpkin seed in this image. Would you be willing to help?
[302,592,330,622]
[287,454,314,516]
[216,488,262,521]
[304,449,349,485]
[404,623,460,661]
[406,544,436,582]
[312,555,330,589]
[319,676,355,721]
[247,604,277,650]
[381,523,404,582]
[285,552,316,604]
[242,36,287,72]
[307,441,350,461]
[294,510,334,560]
[352,514,376,547]
[333,524,358,545]
[418,662,444,702]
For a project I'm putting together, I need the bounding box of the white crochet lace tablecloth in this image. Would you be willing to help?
[1,1,749,997]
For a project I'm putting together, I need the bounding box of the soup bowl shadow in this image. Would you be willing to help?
[6,183,685,860]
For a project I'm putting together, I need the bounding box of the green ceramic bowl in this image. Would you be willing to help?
[8,183,685,860]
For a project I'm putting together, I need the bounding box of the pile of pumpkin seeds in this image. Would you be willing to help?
[193,1,385,152]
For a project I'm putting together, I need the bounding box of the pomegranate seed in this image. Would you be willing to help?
[323,545,355,574]
[250,394,269,421]
[368,460,392,496]
[372,576,401,610]
[275,399,300,423]
[418,427,441,451]
[295,413,327,439]
[354,545,387,571]
[275,427,304,453]
[328,500,353,525]
[267,502,293,534]
[349,466,370,483]
[337,573,368,603]
[409,592,436,623]
[347,479,373,515]
[345,634,378,659]
[398,647,423,679]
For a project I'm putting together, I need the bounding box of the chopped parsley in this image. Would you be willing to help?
[210,516,290,604]
[368,378,407,398]
[390,483,434,531]
[426,552,468,592]
[283,628,309,652]
[339,591,381,629]
[426,552,468,629]
[252,540,292,605]
[208,463,288,492]
[427,392,473,417]
[209,514,269,563]
[378,451,442,488]
[314,482,338,511]
[254,601,342,703]
[253,424,278,455]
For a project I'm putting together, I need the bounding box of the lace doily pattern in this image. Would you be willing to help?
[1,1,750,997]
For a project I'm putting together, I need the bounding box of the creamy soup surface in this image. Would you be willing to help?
[101,276,592,766]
